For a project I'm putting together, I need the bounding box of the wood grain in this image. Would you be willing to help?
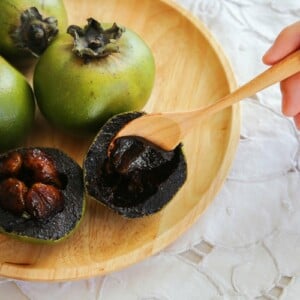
[0,0,240,281]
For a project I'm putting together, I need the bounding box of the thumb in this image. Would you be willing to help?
[263,21,300,65]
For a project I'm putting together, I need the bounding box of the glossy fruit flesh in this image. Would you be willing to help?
[0,147,85,243]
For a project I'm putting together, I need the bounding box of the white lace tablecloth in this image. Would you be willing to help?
[1,1,300,299]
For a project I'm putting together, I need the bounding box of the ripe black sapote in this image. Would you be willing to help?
[83,112,187,218]
[0,147,85,243]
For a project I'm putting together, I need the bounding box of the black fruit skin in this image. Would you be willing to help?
[83,112,187,218]
[0,147,85,243]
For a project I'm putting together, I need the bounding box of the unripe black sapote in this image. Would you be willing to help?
[0,0,68,58]
[0,56,35,152]
[33,19,155,134]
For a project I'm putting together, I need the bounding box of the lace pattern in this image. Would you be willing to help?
[1,1,300,299]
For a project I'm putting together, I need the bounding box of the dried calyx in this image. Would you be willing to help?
[0,149,65,220]
[11,7,58,57]
[67,18,125,60]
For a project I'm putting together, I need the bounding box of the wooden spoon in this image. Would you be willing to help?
[112,50,300,151]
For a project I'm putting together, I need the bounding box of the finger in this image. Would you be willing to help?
[263,21,300,65]
[280,72,300,116]
[293,113,300,129]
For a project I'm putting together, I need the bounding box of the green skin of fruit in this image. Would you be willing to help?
[0,0,68,58]
[33,25,155,134]
[0,56,35,152]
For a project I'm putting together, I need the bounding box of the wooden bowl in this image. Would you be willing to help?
[0,0,240,281]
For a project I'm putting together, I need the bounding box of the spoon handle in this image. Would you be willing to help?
[194,49,300,119]
[114,50,300,151]
[159,49,300,141]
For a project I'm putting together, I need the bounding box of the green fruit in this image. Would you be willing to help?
[0,56,35,152]
[0,0,68,58]
[0,147,85,243]
[33,19,155,135]
[83,112,187,218]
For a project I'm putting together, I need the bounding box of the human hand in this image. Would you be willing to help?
[263,21,300,129]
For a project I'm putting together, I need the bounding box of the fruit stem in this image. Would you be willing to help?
[67,18,125,60]
[11,7,59,57]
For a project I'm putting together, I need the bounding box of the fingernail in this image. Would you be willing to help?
[294,114,300,130]
[262,46,274,64]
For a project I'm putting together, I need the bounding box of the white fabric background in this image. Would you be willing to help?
[1,0,300,299]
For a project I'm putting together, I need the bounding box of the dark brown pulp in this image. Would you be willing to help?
[0,149,65,220]
[106,137,176,207]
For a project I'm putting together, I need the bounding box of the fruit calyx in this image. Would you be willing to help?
[11,7,59,57]
[67,18,125,60]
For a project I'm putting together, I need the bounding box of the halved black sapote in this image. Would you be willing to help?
[0,147,85,243]
[83,112,187,218]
